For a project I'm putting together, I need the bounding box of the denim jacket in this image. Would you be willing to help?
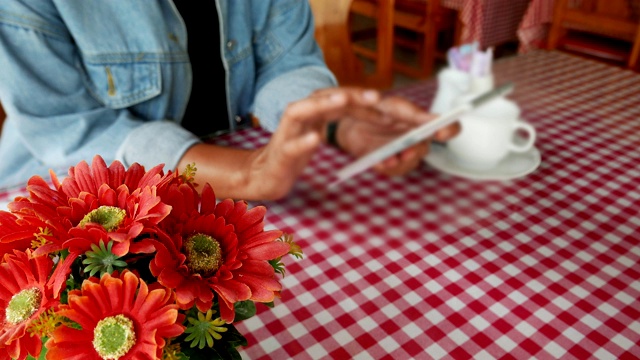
[0,0,336,188]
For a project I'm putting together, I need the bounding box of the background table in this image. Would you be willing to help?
[517,0,555,53]
[2,50,640,359]
[444,0,531,49]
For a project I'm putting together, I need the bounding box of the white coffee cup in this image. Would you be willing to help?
[447,95,536,170]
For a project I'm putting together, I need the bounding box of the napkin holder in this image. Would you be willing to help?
[429,67,496,115]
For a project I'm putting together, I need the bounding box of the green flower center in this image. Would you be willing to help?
[93,314,136,360]
[6,287,42,325]
[184,233,223,277]
[79,206,126,231]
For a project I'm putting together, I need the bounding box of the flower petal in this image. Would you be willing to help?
[243,241,291,260]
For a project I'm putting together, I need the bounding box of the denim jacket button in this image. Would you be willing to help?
[234,115,242,123]
[226,40,235,49]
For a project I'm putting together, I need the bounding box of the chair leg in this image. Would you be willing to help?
[547,0,569,50]
[373,1,394,88]
[627,22,640,70]
[421,22,437,78]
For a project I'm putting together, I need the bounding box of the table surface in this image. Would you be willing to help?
[232,50,639,359]
[2,50,640,359]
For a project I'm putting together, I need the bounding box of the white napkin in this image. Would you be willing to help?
[429,43,495,115]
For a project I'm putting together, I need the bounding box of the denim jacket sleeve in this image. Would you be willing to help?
[223,0,338,132]
[0,1,199,187]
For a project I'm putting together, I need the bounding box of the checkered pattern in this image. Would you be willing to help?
[517,0,555,53]
[0,184,27,211]
[2,51,640,359]
[442,0,530,48]
[226,51,639,359]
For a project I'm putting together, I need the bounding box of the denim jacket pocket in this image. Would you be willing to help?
[82,54,162,109]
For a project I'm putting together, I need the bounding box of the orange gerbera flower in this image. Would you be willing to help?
[150,183,291,323]
[45,271,185,360]
[0,250,69,360]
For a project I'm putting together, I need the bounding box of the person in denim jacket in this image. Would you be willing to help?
[0,0,457,201]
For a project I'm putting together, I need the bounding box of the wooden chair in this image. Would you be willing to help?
[309,0,394,88]
[349,0,457,82]
[547,0,640,70]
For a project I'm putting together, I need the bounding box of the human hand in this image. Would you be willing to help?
[180,87,455,200]
[330,92,460,176]
[181,87,384,201]
[247,87,391,200]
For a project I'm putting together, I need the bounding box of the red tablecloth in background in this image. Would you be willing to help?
[443,0,530,49]
[517,0,555,53]
[0,185,26,210]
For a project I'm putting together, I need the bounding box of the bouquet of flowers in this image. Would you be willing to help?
[0,155,302,360]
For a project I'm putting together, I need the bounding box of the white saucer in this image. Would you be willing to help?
[425,142,541,181]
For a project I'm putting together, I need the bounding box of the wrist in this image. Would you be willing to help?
[242,147,289,201]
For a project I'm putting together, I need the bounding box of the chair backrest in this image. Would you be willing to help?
[308,0,369,87]
[309,0,398,88]
[349,0,453,84]
[576,0,634,19]
[547,0,640,68]
[565,0,636,38]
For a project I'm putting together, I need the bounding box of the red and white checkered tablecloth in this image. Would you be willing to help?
[517,0,555,53]
[443,0,530,49]
[0,185,26,211]
[226,50,639,359]
[2,50,640,359]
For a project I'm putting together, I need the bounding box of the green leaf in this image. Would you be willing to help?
[233,301,256,322]
[262,301,275,309]
[220,324,248,348]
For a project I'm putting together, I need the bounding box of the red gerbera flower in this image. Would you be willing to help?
[4,156,173,258]
[150,183,291,323]
[0,209,71,259]
[0,250,70,360]
[8,156,173,258]
[45,271,185,360]
[59,156,174,255]
[2,175,78,258]
[0,211,35,257]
